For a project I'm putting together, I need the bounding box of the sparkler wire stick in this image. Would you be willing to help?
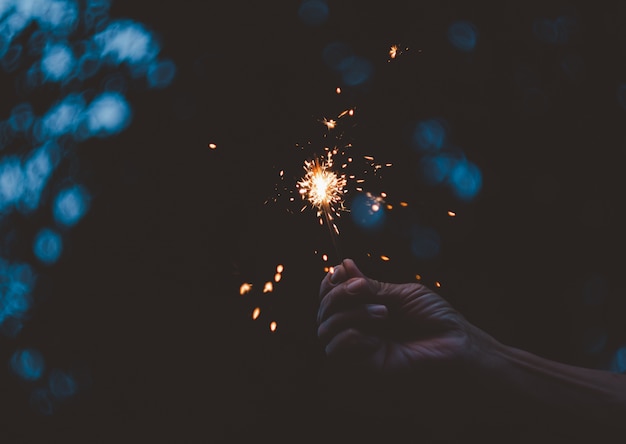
[298,154,347,263]
[322,202,342,261]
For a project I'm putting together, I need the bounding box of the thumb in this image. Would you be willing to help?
[341,258,368,279]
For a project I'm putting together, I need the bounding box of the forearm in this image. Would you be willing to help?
[483,340,626,429]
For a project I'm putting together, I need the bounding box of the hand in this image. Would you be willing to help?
[317,258,499,375]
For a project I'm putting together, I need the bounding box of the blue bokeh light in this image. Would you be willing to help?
[0,156,25,210]
[33,228,63,265]
[448,21,478,52]
[533,16,576,45]
[322,41,353,71]
[21,143,58,212]
[448,160,482,201]
[413,119,446,152]
[30,387,55,415]
[340,56,374,86]
[1,43,22,72]
[298,0,329,26]
[49,368,77,400]
[9,103,35,132]
[53,184,90,227]
[610,346,626,374]
[0,260,36,328]
[147,58,176,89]
[410,225,441,260]
[350,193,386,232]
[86,91,132,137]
[41,42,76,82]
[10,348,45,381]
[94,20,159,66]
[418,153,457,186]
[38,93,85,139]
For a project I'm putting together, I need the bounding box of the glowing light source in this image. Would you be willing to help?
[297,152,346,258]
[239,283,252,295]
[448,21,478,52]
[33,228,63,265]
[270,321,277,332]
[95,20,159,65]
[53,184,90,227]
[86,91,132,137]
[41,42,75,82]
[208,143,217,149]
[10,348,45,381]
[263,282,273,293]
[252,307,261,320]
[298,0,329,26]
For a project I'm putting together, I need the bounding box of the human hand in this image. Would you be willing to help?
[317,258,499,375]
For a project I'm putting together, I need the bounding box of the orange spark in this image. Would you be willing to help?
[270,321,277,332]
[239,283,252,295]
[263,282,273,293]
[252,307,261,320]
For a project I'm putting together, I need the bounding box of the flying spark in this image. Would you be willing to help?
[297,152,347,226]
[388,44,409,62]
[297,152,347,259]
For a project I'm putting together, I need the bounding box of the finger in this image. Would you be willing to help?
[318,276,378,324]
[317,304,388,346]
[319,262,347,301]
[324,328,382,359]
[341,258,367,279]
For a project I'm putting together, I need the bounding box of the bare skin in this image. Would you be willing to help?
[318,259,626,437]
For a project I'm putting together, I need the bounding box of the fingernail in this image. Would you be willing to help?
[346,278,364,293]
[366,304,387,317]
[330,266,343,284]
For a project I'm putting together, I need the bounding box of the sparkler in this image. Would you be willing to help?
[297,151,347,261]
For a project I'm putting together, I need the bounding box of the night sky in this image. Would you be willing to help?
[2,0,626,442]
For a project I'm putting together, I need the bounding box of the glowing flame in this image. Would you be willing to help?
[321,117,337,130]
[240,283,253,295]
[270,321,277,332]
[208,143,217,149]
[276,264,284,273]
[388,45,408,61]
[448,211,456,217]
[435,281,441,288]
[297,153,347,220]
[336,87,341,94]
[263,282,273,293]
[252,307,261,320]
[389,45,399,59]
[380,255,390,261]
[415,274,422,281]
[274,273,282,282]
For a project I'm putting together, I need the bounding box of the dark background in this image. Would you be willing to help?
[3,0,626,442]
